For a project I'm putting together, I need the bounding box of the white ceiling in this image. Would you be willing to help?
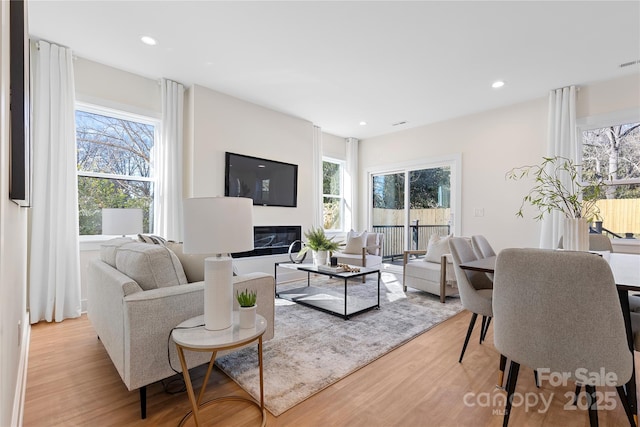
[27,1,640,139]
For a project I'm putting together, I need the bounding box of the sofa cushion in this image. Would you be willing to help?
[343,230,367,254]
[424,234,452,263]
[166,242,238,283]
[406,259,456,284]
[100,237,136,268]
[115,242,188,290]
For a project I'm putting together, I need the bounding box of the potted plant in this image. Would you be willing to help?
[236,288,257,329]
[298,227,344,266]
[506,156,606,250]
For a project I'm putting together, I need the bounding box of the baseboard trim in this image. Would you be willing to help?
[11,312,30,427]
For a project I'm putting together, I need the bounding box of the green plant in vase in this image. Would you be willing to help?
[298,227,344,265]
[506,156,607,250]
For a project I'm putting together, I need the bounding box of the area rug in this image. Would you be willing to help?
[215,270,463,416]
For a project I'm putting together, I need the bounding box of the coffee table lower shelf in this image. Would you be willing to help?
[278,285,379,320]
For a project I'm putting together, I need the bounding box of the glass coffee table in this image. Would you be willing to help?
[274,263,381,320]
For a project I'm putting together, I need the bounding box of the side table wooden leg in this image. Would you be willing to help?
[259,336,264,410]
[177,345,202,427]
[197,351,218,406]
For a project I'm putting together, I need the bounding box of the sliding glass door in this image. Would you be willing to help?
[370,157,458,261]
[372,172,405,261]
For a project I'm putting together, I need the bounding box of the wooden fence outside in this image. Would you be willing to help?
[595,199,639,236]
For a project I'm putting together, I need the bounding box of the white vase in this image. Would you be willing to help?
[312,250,328,266]
[563,218,589,251]
[239,305,257,329]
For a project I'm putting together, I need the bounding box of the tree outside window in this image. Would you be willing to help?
[323,159,344,230]
[581,121,640,237]
[76,106,157,235]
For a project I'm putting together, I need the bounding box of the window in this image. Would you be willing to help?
[322,158,344,231]
[76,104,158,235]
[581,121,640,238]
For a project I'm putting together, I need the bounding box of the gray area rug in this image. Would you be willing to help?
[215,270,463,416]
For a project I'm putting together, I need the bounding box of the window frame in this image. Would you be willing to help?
[75,101,160,237]
[322,157,346,232]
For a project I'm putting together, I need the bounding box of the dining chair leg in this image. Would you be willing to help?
[480,316,487,343]
[503,361,520,427]
[459,313,478,363]
[585,384,599,427]
[533,370,539,388]
[480,316,492,343]
[615,385,636,427]
[574,383,582,405]
[497,354,507,388]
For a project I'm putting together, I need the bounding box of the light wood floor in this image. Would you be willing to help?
[23,311,636,426]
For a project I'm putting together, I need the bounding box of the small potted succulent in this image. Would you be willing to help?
[236,288,257,329]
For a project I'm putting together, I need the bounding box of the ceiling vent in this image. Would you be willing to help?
[392,121,407,126]
[619,60,639,68]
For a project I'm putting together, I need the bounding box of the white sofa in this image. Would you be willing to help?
[87,238,275,418]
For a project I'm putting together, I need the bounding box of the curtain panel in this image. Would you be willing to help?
[312,125,323,229]
[29,40,81,323]
[539,85,577,249]
[155,78,184,241]
[345,137,359,231]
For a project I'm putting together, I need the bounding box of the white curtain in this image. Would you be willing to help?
[29,40,81,323]
[155,78,184,241]
[312,125,323,229]
[345,137,359,231]
[539,85,577,249]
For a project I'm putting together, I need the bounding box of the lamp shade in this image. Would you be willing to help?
[182,197,254,254]
[102,208,143,236]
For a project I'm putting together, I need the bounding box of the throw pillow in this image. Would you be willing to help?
[138,234,167,246]
[343,230,368,254]
[424,234,452,263]
[366,232,380,255]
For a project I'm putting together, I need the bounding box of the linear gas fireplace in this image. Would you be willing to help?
[232,225,302,258]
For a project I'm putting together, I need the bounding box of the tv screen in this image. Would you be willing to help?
[225,152,298,207]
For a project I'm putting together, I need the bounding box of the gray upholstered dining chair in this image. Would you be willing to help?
[471,235,496,282]
[493,248,634,427]
[558,233,613,251]
[449,237,494,363]
[471,235,496,259]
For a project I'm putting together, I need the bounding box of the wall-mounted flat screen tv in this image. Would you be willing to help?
[225,152,298,207]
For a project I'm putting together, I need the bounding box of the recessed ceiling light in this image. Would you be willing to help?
[359,121,367,126]
[140,36,157,46]
[492,80,505,89]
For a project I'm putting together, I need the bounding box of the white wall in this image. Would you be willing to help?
[359,74,640,252]
[74,57,161,118]
[186,84,315,230]
[1,2,30,425]
[322,132,346,161]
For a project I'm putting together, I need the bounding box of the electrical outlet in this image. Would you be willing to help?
[474,208,485,217]
[17,321,22,346]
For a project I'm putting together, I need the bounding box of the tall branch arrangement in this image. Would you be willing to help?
[506,156,606,221]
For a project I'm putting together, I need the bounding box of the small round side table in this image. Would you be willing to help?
[172,313,267,427]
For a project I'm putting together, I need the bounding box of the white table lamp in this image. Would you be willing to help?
[182,197,254,330]
[102,208,143,236]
